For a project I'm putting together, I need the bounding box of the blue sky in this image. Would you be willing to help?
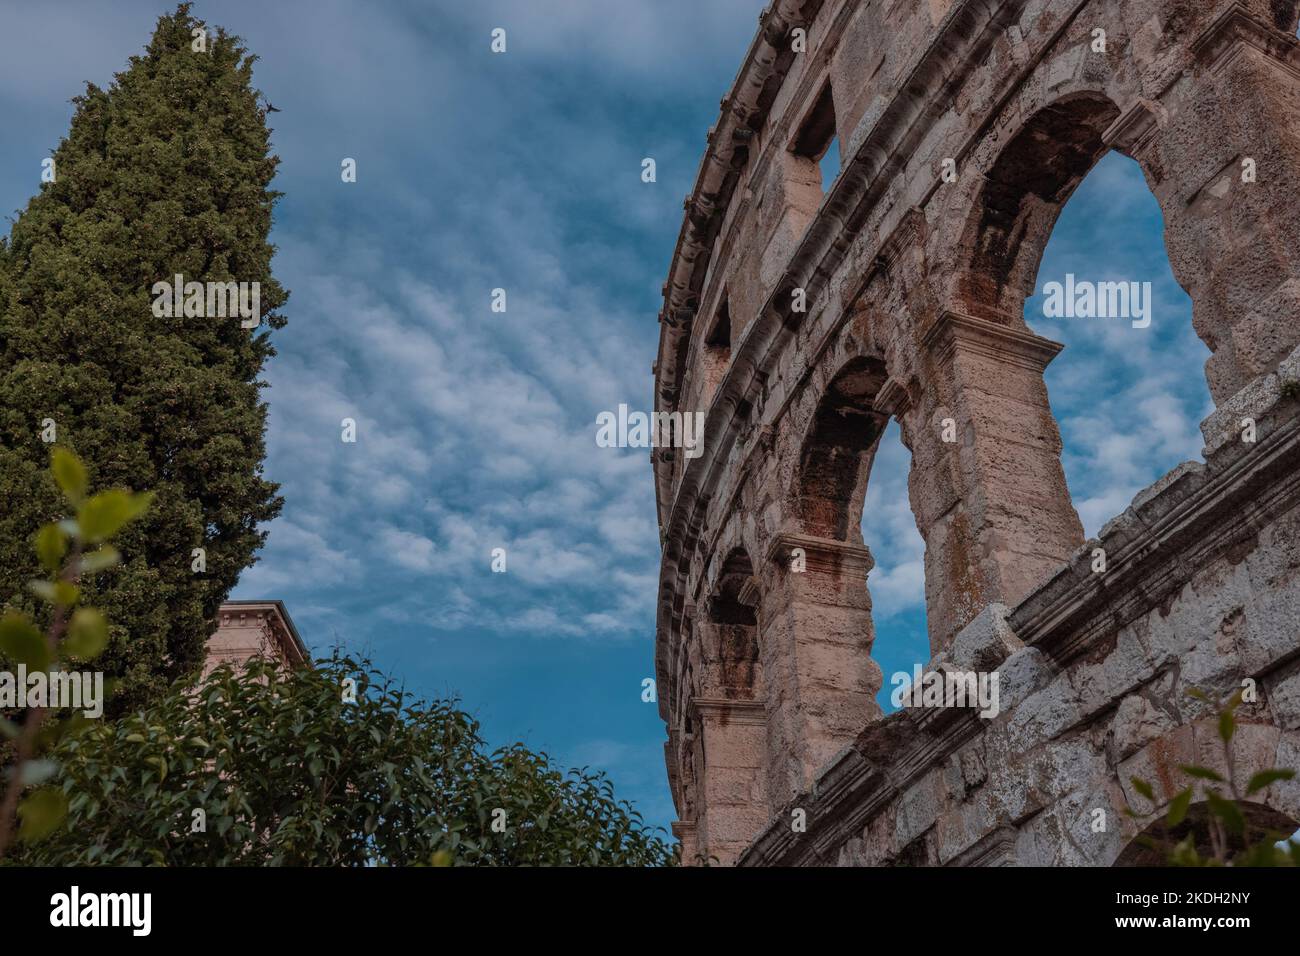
[1,1,1213,837]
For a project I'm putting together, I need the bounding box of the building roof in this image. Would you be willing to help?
[216,599,311,668]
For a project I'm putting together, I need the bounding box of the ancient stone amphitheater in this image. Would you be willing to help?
[651,0,1300,865]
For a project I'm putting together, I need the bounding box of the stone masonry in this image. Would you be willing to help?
[652,0,1300,865]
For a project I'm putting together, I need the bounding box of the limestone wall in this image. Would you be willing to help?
[653,0,1300,865]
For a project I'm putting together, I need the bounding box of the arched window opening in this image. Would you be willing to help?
[704,549,760,700]
[1025,151,1213,538]
[1115,802,1299,866]
[794,357,927,715]
[938,93,1217,630]
[860,419,929,713]
[795,356,888,540]
[699,296,731,403]
[961,95,1121,320]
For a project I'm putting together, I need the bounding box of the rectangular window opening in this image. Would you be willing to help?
[793,83,840,193]
[705,298,731,351]
[792,83,837,161]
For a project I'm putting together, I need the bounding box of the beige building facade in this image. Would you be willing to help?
[205,600,309,677]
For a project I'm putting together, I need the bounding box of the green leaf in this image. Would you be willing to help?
[64,608,109,660]
[1166,787,1193,827]
[77,547,121,575]
[1170,834,1201,867]
[1246,769,1296,795]
[50,447,88,503]
[35,523,68,573]
[17,787,68,843]
[76,491,129,543]
[1179,764,1226,783]
[1218,709,1235,744]
[77,490,152,543]
[28,580,79,607]
[1130,777,1155,801]
[0,612,50,670]
[1205,790,1245,835]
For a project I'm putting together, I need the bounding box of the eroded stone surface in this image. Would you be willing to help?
[653,0,1300,865]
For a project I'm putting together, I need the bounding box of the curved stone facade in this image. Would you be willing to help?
[652,0,1300,865]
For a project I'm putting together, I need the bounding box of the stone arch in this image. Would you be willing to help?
[700,546,762,701]
[686,542,770,865]
[792,354,891,541]
[954,91,1123,324]
[906,90,1167,642]
[1114,801,1299,866]
[1103,720,1300,866]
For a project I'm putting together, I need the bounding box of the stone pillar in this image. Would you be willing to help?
[671,820,698,866]
[690,698,769,866]
[758,532,882,805]
[1107,7,1300,402]
[903,311,1084,652]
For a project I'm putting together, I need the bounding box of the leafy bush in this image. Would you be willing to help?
[7,653,676,867]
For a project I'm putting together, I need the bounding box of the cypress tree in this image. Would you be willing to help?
[0,4,286,708]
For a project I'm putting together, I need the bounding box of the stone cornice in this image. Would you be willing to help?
[690,697,768,726]
[764,530,875,575]
[653,0,824,441]
[1191,2,1300,80]
[217,600,310,669]
[874,377,913,417]
[1102,5,1299,166]
[1101,98,1167,156]
[921,310,1065,373]
[947,825,1016,866]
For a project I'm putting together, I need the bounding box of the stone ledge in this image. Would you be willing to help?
[690,697,767,726]
[764,530,875,574]
[921,310,1065,372]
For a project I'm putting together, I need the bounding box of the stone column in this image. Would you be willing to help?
[902,311,1083,652]
[690,697,769,866]
[758,532,882,806]
[1107,7,1300,402]
[671,820,699,866]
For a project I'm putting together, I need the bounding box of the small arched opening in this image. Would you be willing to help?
[1115,801,1300,866]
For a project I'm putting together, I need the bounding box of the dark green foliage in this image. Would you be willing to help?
[8,654,677,866]
[0,4,285,708]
